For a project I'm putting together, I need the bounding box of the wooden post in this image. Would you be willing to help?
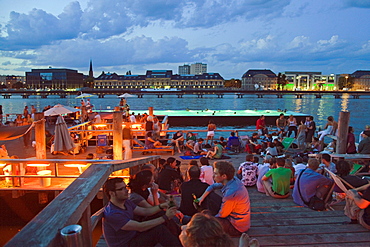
[113,111,123,160]
[34,113,46,159]
[336,111,350,154]
[114,106,120,111]
[148,107,153,117]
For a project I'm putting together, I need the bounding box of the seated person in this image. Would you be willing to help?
[238,154,258,187]
[226,131,241,149]
[262,158,292,198]
[335,161,369,191]
[257,156,274,193]
[206,141,223,159]
[318,153,337,176]
[179,212,260,247]
[293,156,307,178]
[247,133,262,154]
[179,166,221,217]
[171,131,185,153]
[198,161,250,236]
[145,131,162,149]
[193,138,207,155]
[292,158,333,208]
[273,138,284,154]
[265,142,278,156]
[199,157,214,185]
[93,112,101,124]
[102,178,182,247]
[219,136,227,148]
[310,137,322,152]
[157,157,184,194]
[185,132,197,150]
[345,184,370,229]
[128,170,160,207]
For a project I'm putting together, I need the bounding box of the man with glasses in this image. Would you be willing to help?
[102,177,182,247]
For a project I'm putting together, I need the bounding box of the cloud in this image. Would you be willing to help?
[28,35,193,68]
[2,61,11,66]
[177,0,290,28]
[0,2,83,50]
[343,0,370,8]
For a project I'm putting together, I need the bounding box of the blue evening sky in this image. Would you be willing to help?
[0,0,369,79]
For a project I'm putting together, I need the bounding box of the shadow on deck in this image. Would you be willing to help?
[247,187,370,246]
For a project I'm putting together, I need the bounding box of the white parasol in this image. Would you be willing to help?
[118,93,135,98]
[44,104,80,116]
[76,93,95,99]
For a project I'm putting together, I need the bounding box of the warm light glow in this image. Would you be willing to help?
[94,124,107,128]
[0,163,6,167]
[27,163,50,167]
[64,163,88,167]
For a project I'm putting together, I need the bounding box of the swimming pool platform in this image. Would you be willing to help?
[150,109,309,126]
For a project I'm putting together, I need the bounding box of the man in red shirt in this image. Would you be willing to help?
[256,115,268,136]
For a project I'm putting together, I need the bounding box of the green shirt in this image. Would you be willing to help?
[265,167,292,195]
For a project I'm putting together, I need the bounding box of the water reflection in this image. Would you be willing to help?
[341,93,349,112]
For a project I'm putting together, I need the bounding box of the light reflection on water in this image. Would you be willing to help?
[0,94,369,140]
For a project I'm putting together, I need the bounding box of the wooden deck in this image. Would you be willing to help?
[247,187,370,246]
[94,187,370,247]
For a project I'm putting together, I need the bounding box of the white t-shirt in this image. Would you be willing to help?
[293,163,307,177]
[200,165,214,185]
[130,115,136,123]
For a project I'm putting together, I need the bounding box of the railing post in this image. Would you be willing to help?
[336,111,350,154]
[79,205,92,247]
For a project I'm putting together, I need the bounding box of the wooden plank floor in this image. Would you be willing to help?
[95,187,370,246]
[247,187,370,246]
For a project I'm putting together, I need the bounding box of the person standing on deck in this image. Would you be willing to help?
[198,161,250,236]
[305,116,316,147]
[358,130,370,154]
[123,123,133,160]
[206,120,216,145]
[286,115,298,138]
[276,113,286,138]
[256,115,268,137]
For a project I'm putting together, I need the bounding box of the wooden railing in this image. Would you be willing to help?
[4,155,160,247]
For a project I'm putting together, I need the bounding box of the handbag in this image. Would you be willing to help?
[297,169,326,211]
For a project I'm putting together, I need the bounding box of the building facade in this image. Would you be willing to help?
[350,70,370,90]
[26,68,84,90]
[284,71,336,90]
[190,63,207,75]
[178,64,190,75]
[241,69,277,90]
[94,70,224,90]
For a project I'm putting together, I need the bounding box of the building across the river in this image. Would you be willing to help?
[94,70,224,90]
[25,68,84,90]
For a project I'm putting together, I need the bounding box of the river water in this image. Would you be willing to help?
[0,93,369,140]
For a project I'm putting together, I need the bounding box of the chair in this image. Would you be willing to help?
[350,163,365,175]
[282,137,295,153]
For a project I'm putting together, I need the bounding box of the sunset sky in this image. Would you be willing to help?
[0,0,369,79]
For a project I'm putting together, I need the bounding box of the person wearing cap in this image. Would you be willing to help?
[358,130,370,154]
[359,125,370,143]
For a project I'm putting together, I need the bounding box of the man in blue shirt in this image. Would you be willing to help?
[198,161,250,236]
[102,177,182,247]
[293,158,333,207]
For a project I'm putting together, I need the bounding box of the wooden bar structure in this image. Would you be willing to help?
[5,156,160,247]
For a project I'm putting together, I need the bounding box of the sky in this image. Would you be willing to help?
[0,0,369,79]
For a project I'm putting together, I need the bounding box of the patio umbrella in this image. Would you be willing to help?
[118,93,135,98]
[53,116,74,153]
[44,104,80,116]
[76,93,95,99]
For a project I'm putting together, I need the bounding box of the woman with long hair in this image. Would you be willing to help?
[128,170,159,207]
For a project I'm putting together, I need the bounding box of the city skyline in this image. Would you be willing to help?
[0,0,369,79]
